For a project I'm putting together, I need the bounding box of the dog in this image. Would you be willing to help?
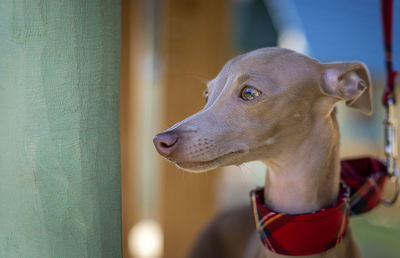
[153,47,372,258]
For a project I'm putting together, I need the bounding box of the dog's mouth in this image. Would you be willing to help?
[175,149,248,172]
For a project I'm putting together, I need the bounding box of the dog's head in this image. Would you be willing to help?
[154,48,372,172]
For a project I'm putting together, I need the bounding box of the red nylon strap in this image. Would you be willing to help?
[250,158,387,256]
[381,0,398,106]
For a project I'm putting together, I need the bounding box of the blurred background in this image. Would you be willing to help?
[120,0,400,257]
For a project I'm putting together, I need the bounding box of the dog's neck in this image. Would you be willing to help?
[262,112,341,214]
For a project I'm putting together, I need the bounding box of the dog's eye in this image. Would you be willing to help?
[203,89,209,102]
[240,86,261,101]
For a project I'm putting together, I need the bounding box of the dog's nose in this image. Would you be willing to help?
[153,132,179,157]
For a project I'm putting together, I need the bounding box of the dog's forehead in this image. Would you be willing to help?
[232,49,319,74]
[209,48,321,90]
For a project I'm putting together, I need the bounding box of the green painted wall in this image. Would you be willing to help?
[0,1,122,257]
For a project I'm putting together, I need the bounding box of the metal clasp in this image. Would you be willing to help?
[382,98,400,206]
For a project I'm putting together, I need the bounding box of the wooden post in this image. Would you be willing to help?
[159,0,230,257]
[0,1,122,257]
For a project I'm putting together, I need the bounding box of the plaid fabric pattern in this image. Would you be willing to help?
[341,158,387,215]
[250,157,387,256]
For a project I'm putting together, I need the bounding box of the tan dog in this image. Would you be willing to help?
[153,48,372,258]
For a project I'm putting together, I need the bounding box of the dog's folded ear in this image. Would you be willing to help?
[320,62,372,115]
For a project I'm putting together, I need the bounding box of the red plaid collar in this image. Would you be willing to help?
[250,158,387,256]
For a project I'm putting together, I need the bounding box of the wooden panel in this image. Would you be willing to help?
[159,0,230,257]
[0,0,121,257]
[121,0,139,257]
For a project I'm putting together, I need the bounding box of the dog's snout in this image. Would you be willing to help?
[153,132,179,157]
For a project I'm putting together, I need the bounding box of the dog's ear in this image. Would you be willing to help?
[320,62,372,115]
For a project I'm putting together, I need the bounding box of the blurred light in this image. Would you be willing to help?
[278,28,308,54]
[264,0,309,53]
[129,219,163,258]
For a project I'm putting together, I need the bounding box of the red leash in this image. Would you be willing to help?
[381,0,398,106]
